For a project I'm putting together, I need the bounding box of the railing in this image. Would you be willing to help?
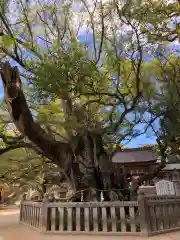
[44,201,140,235]
[145,195,180,236]
[20,200,141,235]
[19,193,180,236]
[20,201,42,231]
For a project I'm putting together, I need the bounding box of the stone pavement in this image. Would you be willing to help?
[0,208,180,240]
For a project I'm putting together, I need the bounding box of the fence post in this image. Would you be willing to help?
[138,191,150,236]
[41,194,49,233]
[19,201,23,223]
[19,193,26,223]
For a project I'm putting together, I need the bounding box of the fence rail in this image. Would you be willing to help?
[146,195,180,236]
[19,193,180,236]
[45,201,140,235]
[20,201,42,230]
[20,200,140,235]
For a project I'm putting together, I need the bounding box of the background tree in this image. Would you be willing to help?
[151,55,180,156]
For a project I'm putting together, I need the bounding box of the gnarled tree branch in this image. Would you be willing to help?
[0,62,72,170]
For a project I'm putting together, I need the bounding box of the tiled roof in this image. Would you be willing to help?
[112,147,157,163]
[162,164,180,171]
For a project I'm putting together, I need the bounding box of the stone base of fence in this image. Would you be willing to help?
[19,193,180,237]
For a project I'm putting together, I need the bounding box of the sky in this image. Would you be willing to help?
[125,134,156,147]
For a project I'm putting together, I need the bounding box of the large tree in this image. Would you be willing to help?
[0,0,179,201]
[153,55,180,155]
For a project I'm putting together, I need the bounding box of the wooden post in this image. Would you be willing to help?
[138,191,150,236]
[120,206,126,232]
[19,193,26,223]
[19,200,23,223]
[41,194,49,233]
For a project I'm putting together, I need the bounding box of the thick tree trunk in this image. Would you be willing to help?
[0,62,129,201]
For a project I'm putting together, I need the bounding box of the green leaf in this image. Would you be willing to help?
[1,35,14,48]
